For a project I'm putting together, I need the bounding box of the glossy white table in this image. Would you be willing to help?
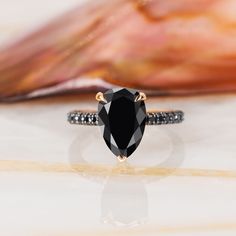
[0,94,235,236]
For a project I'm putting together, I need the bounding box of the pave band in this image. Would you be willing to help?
[67,110,184,126]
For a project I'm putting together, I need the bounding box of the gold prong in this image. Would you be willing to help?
[96,92,107,103]
[135,92,147,102]
[117,155,127,162]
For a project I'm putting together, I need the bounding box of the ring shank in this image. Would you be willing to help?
[67,110,184,126]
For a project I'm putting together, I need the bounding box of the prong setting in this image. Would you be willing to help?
[96,92,107,103]
[135,92,147,102]
[117,155,127,162]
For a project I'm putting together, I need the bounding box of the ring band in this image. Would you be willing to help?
[67,88,184,161]
[67,110,184,126]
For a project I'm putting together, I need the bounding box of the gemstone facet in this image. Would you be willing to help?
[98,88,146,158]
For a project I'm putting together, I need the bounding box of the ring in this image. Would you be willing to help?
[67,88,184,162]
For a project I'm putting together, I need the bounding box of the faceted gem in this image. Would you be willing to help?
[98,88,146,157]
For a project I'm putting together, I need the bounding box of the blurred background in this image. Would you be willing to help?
[1,0,236,100]
[0,0,236,236]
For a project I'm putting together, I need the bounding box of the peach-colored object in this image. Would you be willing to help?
[0,0,236,101]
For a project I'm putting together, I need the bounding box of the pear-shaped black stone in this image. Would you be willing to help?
[98,88,146,157]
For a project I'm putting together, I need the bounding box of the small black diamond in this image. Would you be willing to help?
[74,115,79,122]
[178,112,184,121]
[155,114,160,124]
[92,116,97,123]
[148,113,155,125]
[70,113,76,123]
[85,114,90,123]
[168,113,175,123]
[174,113,180,122]
[159,113,167,123]
[80,115,85,123]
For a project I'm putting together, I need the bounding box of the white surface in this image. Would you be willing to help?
[0,95,235,235]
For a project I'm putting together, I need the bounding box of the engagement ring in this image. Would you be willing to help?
[67,88,184,162]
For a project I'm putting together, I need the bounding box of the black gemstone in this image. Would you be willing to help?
[92,116,97,123]
[168,113,174,123]
[85,114,89,123]
[98,88,146,158]
[148,113,156,124]
[159,113,167,123]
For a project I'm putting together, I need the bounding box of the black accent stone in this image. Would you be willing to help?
[167,113,173,124]
[85,114,90,123]
[92,116,97,123]
[147,113,156,125]
[98,88,146,158]
[159,113,167,123]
